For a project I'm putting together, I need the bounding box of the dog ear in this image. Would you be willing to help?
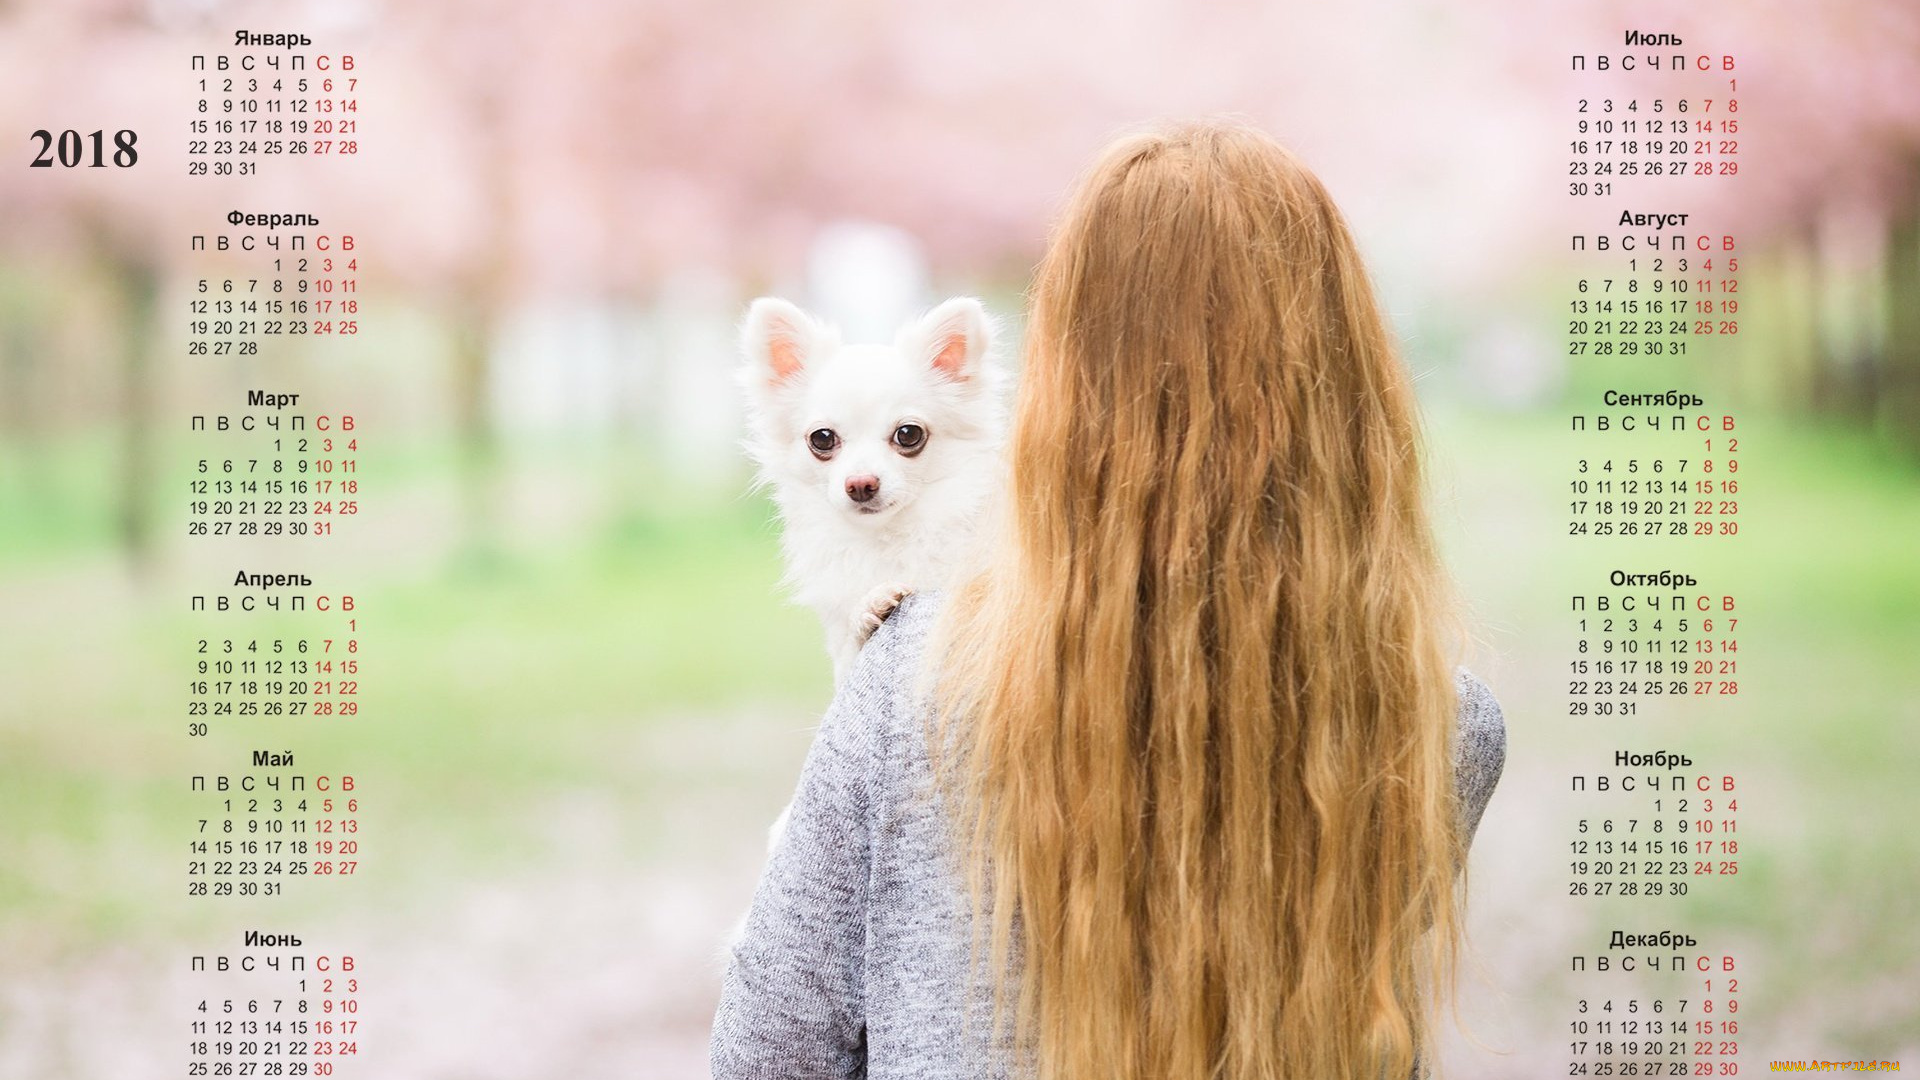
[908,297,991,382]
[741,298,822,385]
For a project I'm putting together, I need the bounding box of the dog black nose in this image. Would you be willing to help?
[846,475,880,504]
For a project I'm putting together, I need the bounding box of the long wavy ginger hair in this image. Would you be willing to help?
[933,121,1466,1080]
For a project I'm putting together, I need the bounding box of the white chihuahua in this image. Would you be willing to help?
[738,295,1007,682]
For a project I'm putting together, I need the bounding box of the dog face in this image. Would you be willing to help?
[739,297,998,525]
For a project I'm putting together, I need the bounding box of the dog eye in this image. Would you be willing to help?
[807,428,839,459]
[891,423,927,456]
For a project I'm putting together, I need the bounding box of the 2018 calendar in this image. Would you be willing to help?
[2,1,1916,1076]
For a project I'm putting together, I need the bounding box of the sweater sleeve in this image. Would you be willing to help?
[1451,668,1508,847]
[710,624,899,1079]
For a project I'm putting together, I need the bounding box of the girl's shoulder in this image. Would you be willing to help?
[1450,668,1508,840]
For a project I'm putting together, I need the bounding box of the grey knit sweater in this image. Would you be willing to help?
[711,594,1507,1079]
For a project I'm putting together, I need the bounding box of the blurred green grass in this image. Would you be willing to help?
[2,412,1916,1040]
[1433,405,1920,1033]
[0,446,829,943]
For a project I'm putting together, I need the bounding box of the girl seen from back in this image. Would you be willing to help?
[712,119,1507,1080]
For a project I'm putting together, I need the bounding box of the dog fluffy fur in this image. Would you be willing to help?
[738,296,1007,682]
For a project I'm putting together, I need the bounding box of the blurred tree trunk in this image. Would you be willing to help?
[0,287,35,438]
[1780,229,1827,415]
[451,90,513,561]
[452,296,499,555]
[110,248,159,575]
[1884,184,1920,453]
